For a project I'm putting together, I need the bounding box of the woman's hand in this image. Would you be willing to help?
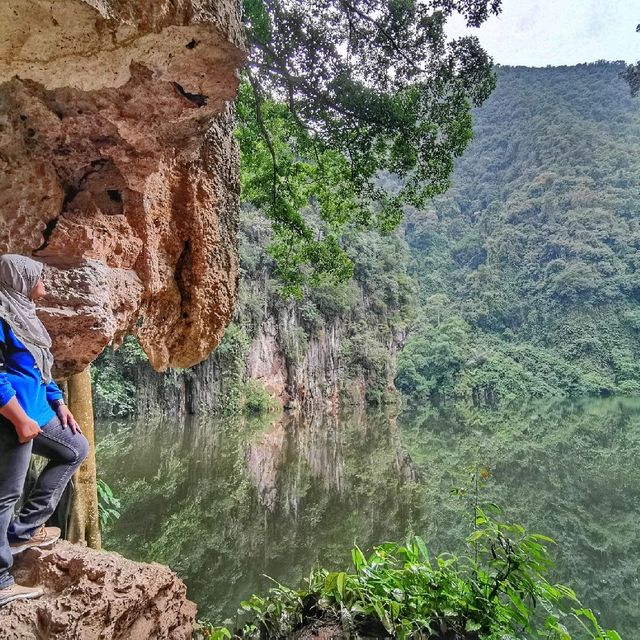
[57,405,82,434]
[15,417,42,444]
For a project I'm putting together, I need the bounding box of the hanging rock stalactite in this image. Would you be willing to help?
[0,0,245,376]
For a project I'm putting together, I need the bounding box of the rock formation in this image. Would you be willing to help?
[0,0,245,375]
[0,541,196,639]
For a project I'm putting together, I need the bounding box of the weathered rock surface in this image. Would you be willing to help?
[0,541,196,640]
[0,0,245,375]
[245,304,405,412]
[113,282,406,418]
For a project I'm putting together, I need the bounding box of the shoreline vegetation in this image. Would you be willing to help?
[202,504,620,640]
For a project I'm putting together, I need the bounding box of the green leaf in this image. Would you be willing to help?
[352,546,366,571]
[414,536,430,562]
[467,530,485,543]
[531,533,556,544]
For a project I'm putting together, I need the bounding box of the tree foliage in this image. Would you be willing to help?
[399,63,640,402]
[621,24,640,97]
[240,0,502,289]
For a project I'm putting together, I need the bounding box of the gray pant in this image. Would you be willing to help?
[0,414,89,588]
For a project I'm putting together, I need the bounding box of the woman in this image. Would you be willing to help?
[0,254,89,606]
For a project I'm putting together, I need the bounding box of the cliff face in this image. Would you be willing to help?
[246,307,349,410]
[0,0,245,376]
[93,209,413,417]
[244,301,405,411]
[107,305,403,417]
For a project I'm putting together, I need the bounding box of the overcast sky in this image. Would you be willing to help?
[447,0,639,67]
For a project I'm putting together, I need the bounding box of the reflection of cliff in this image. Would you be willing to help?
[0,0,244,376]
[245,409,419,512]
[97,408,422,621]
[96,399,640,636]
[245,413,347,512]
[245,418,288,510]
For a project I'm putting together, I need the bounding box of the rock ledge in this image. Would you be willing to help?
[0,541,196,640]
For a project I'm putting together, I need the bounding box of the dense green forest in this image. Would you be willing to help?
[397,62,640,403]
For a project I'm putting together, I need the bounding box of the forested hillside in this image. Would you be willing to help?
[397,62,640,402]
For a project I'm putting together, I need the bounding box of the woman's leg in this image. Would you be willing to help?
[0,420,33,588]
[8,415,89,542]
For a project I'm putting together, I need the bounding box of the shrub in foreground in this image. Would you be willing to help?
[207,506,620,639]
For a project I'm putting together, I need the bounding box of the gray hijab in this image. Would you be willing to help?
[0,254,54,384]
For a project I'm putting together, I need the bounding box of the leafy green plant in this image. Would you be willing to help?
[97,478,121,530]
[208,506,620,639]
[241,379,278,416]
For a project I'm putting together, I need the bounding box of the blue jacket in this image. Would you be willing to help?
[0,318,64,426]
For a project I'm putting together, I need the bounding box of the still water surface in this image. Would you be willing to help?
[96,398,640,636]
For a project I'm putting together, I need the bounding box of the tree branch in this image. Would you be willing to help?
[246,68,279,215]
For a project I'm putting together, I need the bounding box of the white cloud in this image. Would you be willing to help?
[446,0,639,67]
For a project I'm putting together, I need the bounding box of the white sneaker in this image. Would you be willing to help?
[0,583,44,607]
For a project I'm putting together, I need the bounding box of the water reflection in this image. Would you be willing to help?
[96,398,640,635]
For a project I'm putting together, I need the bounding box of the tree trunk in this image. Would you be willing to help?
[65,367,101,549]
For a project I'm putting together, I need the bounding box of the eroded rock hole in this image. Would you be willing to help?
[186,39,198,49]
[171,82,207,107]
[73,160,126,215]
[62,185,79,209]
[35,218,59,251]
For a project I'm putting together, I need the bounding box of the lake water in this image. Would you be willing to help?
[95,398,640,636]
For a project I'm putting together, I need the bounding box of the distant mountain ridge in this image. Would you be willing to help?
[398,62,640,401]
